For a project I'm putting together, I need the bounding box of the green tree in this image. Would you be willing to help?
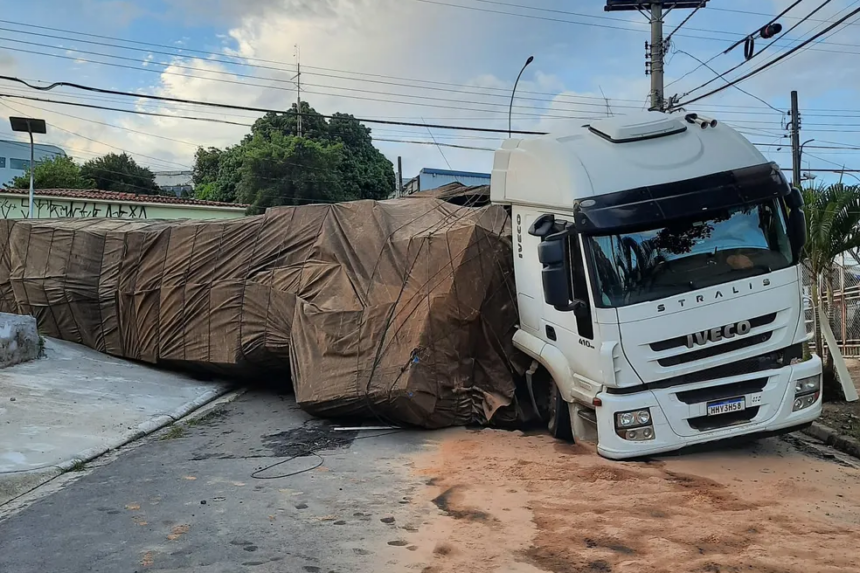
[802,183,860,399]
[191,101,395,208]
[80,152,160,194]
[8,155,95,190]
[192,147,224,187]
[235,132,345,213]
[327,112,395,201]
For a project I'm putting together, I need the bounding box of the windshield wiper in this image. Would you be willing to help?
[689,265,772,290]
[732,264,771,277]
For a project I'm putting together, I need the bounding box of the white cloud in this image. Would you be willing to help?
[16,0,855,182]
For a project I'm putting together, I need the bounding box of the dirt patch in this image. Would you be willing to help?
[820,402,860,442]
[386,429,860,573]
[431,486,493,522]
[820,358,860,441]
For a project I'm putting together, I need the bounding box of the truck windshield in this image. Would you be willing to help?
[585,200,792,308]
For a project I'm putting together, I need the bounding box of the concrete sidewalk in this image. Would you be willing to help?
[0,339,231,505]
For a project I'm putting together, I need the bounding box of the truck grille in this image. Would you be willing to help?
[650,312,778,368]
[658,332,773,366]
[676,378,768,404]
[655,344,802,387]
[650,313,777,352]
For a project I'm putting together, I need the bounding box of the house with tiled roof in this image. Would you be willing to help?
[0,188,248,220]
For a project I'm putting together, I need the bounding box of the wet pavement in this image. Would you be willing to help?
[0,390,430,573]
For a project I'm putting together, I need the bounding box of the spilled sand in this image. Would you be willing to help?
[382,429,860,573]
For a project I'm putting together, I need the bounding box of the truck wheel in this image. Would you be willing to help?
[547,382,574,442]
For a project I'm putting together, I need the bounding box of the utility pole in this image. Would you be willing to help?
[605,1,709,111]
[790,90,801,188]
[295,45,302,137]
[649,2,665,112]
[397,156,403,198]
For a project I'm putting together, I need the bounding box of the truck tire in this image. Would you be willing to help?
[547,382,574,442]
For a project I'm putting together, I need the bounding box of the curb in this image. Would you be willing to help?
[802,422,860,459]
[55,384,239,472]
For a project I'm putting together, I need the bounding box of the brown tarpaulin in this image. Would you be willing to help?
[0,198,529,428]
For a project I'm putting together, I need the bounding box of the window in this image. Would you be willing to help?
[568,234,594,339]
[586,200,792,308]
[0,157,5,168]
[9,158,30,171]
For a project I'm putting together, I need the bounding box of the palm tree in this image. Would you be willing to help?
[802,182,860,398]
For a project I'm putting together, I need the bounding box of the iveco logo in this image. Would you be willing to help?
[516,214,523,259]
[685,320,752,348]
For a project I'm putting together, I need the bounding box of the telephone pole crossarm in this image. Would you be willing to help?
[604,1,709,111]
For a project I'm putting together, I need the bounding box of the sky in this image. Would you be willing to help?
[0,0,859,184]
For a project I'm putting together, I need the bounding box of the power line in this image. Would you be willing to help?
[738,0,860,85]
[0,76,550,135]
[375,138,495,151]
[719,0,805,57]
[8,97,205,148]
[0,19,631,109]
[0,101,495,199]
[20,36,856,123]
[0,26,616,111]
[0,92,255,127]
[0,99,190,170]
[674,5,860,108]
[677,0,834,100]
[0,44,620,121]
[665,0,706,45]
[411,0,860,51]
[753,142,860,151]
[467,0,860,32]
[783,167,860,172]
[707,3,859,26]
[0,79,814,122]
[670,49,785,114]
[8,18,860,117]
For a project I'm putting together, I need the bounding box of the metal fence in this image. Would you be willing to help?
[804,259,860,357]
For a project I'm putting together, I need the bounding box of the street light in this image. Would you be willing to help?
[841,171,860,185]
[9,116,47,219]
[509,56,534,138]
[800,139,815,165]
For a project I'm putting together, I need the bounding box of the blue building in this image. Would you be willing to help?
[403,168,490,195]
[0,140,67,186]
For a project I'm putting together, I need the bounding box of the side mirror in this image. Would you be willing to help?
[538,236,573,310]
[786,187,804,210]
[787,207,806,263]
[529,213,557,238]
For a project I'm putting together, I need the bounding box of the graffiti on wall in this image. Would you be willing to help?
[0,197,148,219]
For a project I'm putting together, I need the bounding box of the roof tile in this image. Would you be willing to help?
[2,188,248,208]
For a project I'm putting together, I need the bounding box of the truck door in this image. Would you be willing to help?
[530,213,600,387]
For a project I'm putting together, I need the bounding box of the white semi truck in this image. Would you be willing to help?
[491,111,822,459]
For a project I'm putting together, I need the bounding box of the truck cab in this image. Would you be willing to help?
[491,111,822,459]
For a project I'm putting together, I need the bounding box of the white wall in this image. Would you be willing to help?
[0,140,67,186]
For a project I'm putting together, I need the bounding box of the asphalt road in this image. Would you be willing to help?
[0,390,435,573]
[2,390,860,573]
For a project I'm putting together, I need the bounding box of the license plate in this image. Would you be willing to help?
[707,397,746,416]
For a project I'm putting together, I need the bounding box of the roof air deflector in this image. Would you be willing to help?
[588,113,687,144]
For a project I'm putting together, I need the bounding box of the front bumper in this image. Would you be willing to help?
[595,356,822,460]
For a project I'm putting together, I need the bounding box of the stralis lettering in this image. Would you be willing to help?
[656,278,771,313]
[685,320,752,349]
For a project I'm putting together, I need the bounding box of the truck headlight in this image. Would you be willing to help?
[795,375,820,394]
[793,375,821,411]
[615,409,655,440]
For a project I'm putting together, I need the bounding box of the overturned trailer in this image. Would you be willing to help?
[0,196,530,428]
